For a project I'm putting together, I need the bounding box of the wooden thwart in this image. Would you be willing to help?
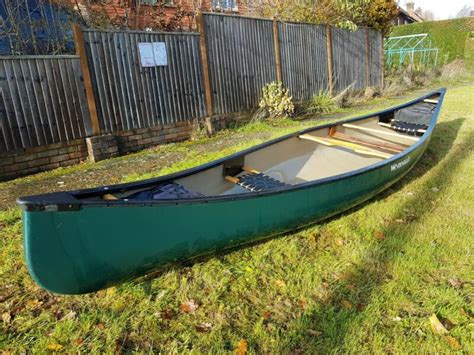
[342,123,419,142]
[423,99,438,104]
[299,134,392,159]
[331,131,405,153]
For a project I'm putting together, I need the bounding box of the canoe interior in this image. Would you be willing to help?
[67,93,441,202]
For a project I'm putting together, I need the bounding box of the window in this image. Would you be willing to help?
[212,0,238,11]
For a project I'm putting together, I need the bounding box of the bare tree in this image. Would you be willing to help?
[455,4,472,18]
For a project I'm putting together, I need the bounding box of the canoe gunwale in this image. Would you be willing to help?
[17,88,446,212]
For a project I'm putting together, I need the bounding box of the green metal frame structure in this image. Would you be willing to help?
[384,33,439,68]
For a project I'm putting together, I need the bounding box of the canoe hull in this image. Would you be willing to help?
[23,137,429,294]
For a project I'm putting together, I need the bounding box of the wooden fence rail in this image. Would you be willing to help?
[0,55,91,152]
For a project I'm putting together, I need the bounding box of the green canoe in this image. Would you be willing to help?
[18,89,446,294]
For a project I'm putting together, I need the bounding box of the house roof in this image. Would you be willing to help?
[398,6,424,23]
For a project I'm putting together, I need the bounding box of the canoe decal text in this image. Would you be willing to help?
[391,157,411,172]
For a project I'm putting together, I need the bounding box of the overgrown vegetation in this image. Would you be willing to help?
[253,0,397,34]
[390,17,474,65]
[258,81,295,119]
[1,82,473,352]
[306,90,336,114]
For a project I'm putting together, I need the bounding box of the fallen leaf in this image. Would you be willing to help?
[2,312,11,325]
[429,314,448,335]
[0,222,5,230]
[275,280,286,288]
[26,299,43,309]
[445,335,462,350]
[447,277,464,289]
[431,187,439,192]
[235,339,248,355]
[340,299,353,310]
[346,284,356,292]
[299,298,306,309]
[160,309,175,320]
[72,338,84,346]
[96,323,105,330]
[195,322,212,333]
[395,219,405,224]
[335,238,344,246]
[61,311,76,321]
[374,231,385,241]
[307,329,322,336]
[263,311,272,320]
[47,343,63,351]
[356,303,366,311]
[181,299,198,313]
[392,316,402,322]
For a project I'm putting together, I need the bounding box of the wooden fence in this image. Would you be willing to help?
[0,55,90,152]
[81,30,207,134]
[0,13,383,153]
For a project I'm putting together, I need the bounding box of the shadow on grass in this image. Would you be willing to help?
[284,117,470,351]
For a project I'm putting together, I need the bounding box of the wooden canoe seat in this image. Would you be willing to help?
[299,134,392,159]
[102,193,118,200]
[342,123,419,142]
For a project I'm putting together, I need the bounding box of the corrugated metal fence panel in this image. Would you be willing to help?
[331,27,367,92]
[368,29,382,87]
[0,55,90,152]
[83,30,206,133]
[279,22,329,101]
[204,14,277,115]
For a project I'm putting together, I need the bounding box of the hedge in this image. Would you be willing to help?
[390,17,474,64]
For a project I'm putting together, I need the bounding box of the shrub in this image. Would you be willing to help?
[258,81,295,118]
[307,90,335,114]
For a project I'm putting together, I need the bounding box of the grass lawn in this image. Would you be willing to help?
[1,82,473,353]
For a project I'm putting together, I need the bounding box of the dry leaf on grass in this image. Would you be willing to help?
[235,339,248,355]
[447,277,464,289]
[429,314,448,335]
[181,299,198,313]
[47,343,64,351]
[374,231,385,241]
[195,322,212,333]
[335,238,344,246]
[340,299,353,310]
[96,323,105,330]
[275,280,286,288]
[72,338,84,346]
[2,312,11,325]
[263,311,272,320]
[60,311,76,321]
[445,335,462,350]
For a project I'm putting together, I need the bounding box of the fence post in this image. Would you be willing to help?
[380,33,385,88]
[72,24,100,136]
[365,28,370,88]
[326,25,334,96]
[196,12,214,134]
[273,17,283,83]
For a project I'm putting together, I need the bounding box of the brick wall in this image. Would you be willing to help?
[77,0,249,31]
[0,139,88,182]
[0,115,246,181]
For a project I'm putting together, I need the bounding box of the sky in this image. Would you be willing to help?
[400,0,474,20]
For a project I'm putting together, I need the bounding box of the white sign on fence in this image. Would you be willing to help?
[138,42,168,67]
